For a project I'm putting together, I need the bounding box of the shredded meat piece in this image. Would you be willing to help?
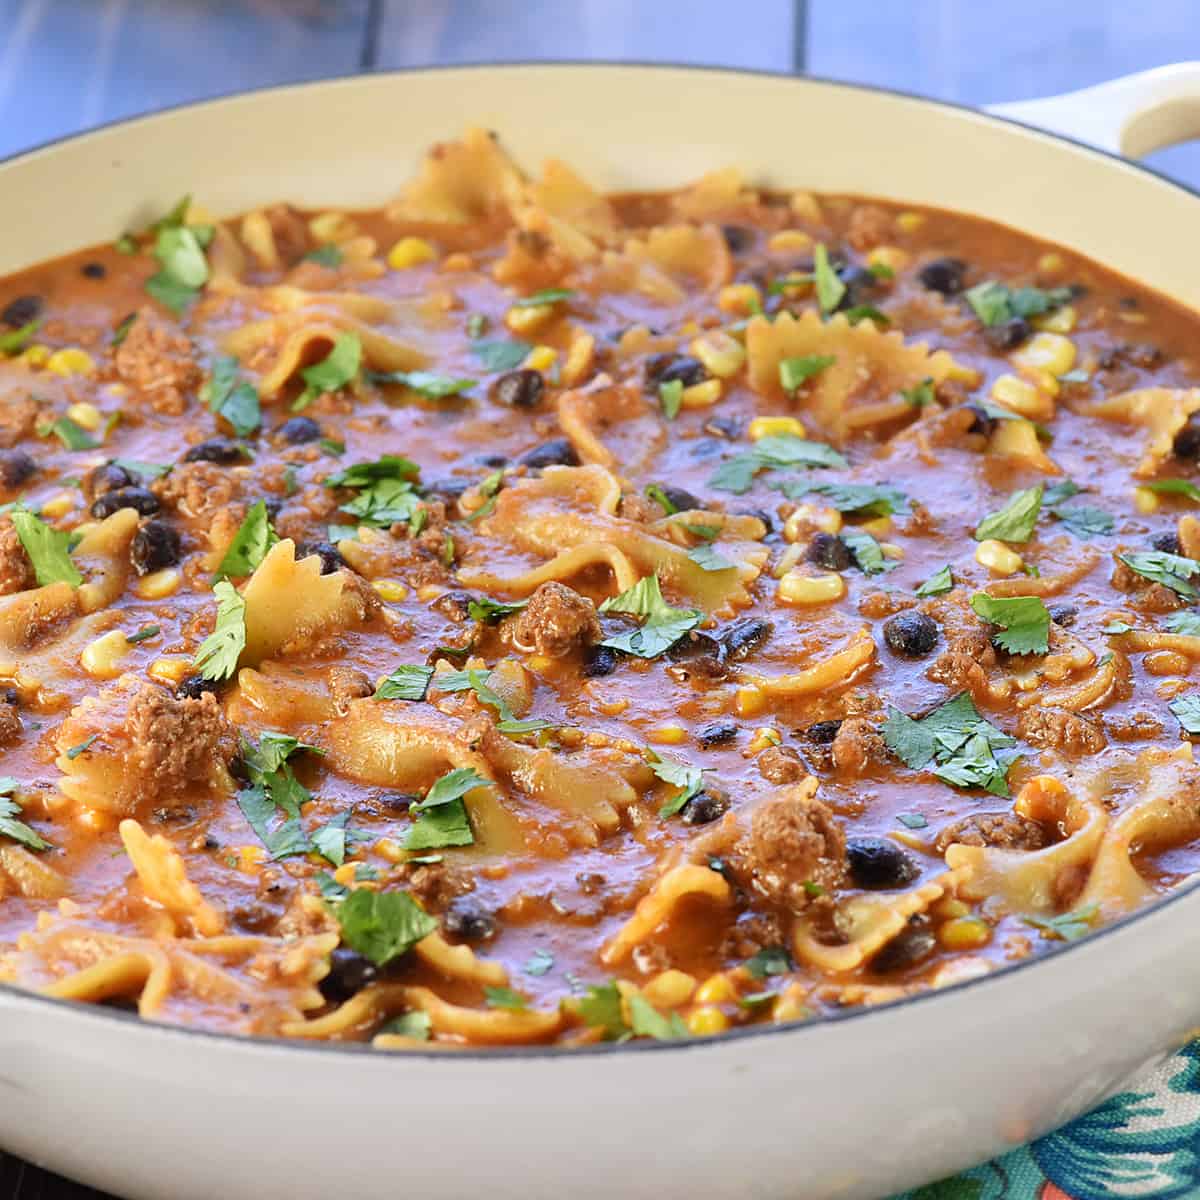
[732,784,847,912]
[830,717,885,777]
[1017,707,1106,754]
[720,912,786,960]
[902,501,938,537]
[1107,710,1165,741]
[845,204,892,251]
[0,698,20,745]
[124,682,236,795]
[405,862,474,912]
[0,395,38,448]
[114,307,201,414]
[858,590,916,619]
[510,581,600,657]
[618,493,660,523]
[0,518,33,595]
[153,461,242,518]
[756,744,806,785]
[934,813,1049,854]
[327,666,373,714]
[928,626,995,699]
[1110,559,1186,612]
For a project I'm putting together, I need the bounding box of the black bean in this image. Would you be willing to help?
[476,453,508,469]
[1,294,42,328]
[1174,414,1200,460]
[807,531,852,572]
[583,644,618,677]
[696,721,738,748]
[90,486,159,519]
[964,403,997,438]
[276,416,321,445]
[720,617,773,661]
[720,225,754,253]
[81,262,107,279]
[917,256,967,296]
[681,789,730,826]
[837,264,877,309]
[0,448,36,489]
[262,498,283,522]
[1152,531,1184,555]
[295,540,345,575]
[443,898,496,942]
[659,485,701,512]
[870,916,937,973]
[319,948,380,1003]
[847,837,920,889]
[688,438,725,461]
[984,317,1032,351]
[805,720,842,744]
[517,438,578,470]
[176,675,221,700]
[83,462,139,502]
[1047,603,1078,627]
[183,437,245,464]
[425,477,471,500]
[643,353,707,390]
[130,520,182,576]
[883,611,939,657]
[490,368,544,408]
[379,792,419,813]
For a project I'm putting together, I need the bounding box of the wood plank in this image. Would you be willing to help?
[374,0,799,71]
[0,0,370,160]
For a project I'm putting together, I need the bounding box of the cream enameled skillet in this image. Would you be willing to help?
[4,62,1200,1200]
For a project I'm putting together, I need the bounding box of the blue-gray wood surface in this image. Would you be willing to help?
[2,2,1199,1197]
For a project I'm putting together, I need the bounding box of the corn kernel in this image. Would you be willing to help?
[695,973,737,1006]
[136,567,182,599]
[717,283,762,316]
[387,236,436,270]
[66,402,103,431]
[933,897,970,921]
[1011,332,1077,378]
[789,191,822,223]
[735,685,767,718]
[680,379,723,409]
[237,845,267,873]
[860,515,892,537]
[896,211,925,233]
[372,579,409,602]
[416,585,443,602]
[691,330,747,379]
[990,373,1053,422]
[39,492,75,519]
[309,212,358,243]
[1033,304,1076,334]
[772,986,810,1023]
[943,359,982,385]
[561,332,595,386]
[1133,486,1161,514]
[783,504,842,542]
[80,630,130,679]
[376,838,405,864]
[524,344,558,372]
[45,348,95,377]
[148,656,190,686]
[767,229,812,253]
[772,543,803,578]
[778,570,846,605]
[687,1006,730,1036]
[866,245,909,273]
[332,863,358,886]
[880,541,905,561]
[938,916,992,951]
[749,415,805,441]
[649,725,688,745]
[747,726,782,754]
[643,969,696,1008]
[1037,251,1065,276]
[18,344,50,367]
[975,539,1023,576]
[505,303,555,336]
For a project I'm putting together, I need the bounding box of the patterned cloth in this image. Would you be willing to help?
[893,1044,1200,1199]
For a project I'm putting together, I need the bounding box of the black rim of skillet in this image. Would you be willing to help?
[1,60,1198,1061]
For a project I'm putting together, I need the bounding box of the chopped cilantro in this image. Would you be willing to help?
[369,369,475,398]
[1165,612,1200,636]
[599,575,701,659]
[970,593,1051,655]
[115,233,138,255]
[472,338,531,373]
[511,288,574,308]
[812,243,846,315]
[896,812,928,830]
[1101,620,1133,635]
[0,779,48,851]
[0,318,41,355]
[841,528,893,576]
[484,986,529,1011]
[335,888,438,967]
[312,811,361,868]
[524,948,555,977]
[145,200,211,314]
[577,981,628,1039]
[1118,551,1200,599]
[901,379,935,408]
[1051,504,1114,539]
[915,565,954,597]
[974,484,1043,543]
[647,750,705,818]
[686,543,736,573]
[1144,478,1200,503]
[375,664,435,701]
[628,994,688,1040]
[192,579,246,681]
[466,313,488,339]
[314,871,349,902]
[111,312,136,347]
[319,438,345,456]
[965,281,1073,327]
[294,333,362,411]
[202,355,261,437]
[110,458,170,479]
[467,595,528,623]
[10,510,82,587]
[745,945,791,980]
[380,1011,432,1041]
[404,766,490,851]
[43,416,99,451]
[466,470,504,523]
[842,304,890,326]
[1170,695,1200,735]
[65,734,99,760]
[779,354,835,392]
[213,500,277,579]
[1022,904,1098,942]
[126,624,160,644]
[806,481,907,517]
[659,379,684,419]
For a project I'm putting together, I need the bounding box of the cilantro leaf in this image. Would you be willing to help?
[708,454,760,494]
[111,458,171,479]
[659,379,683,419]
[973,484,1043,543]
[1165,612,1200,636]
[1143,478,1200,503]
[1042,480,1081,507]
[43,416,99,451]
[312,811,357,867]
[10,510,82,587]
[753,435,847,471]
[472,338,531,373]
[0,317,41,355]
[970,593,1051,655]
[524,948,555,976]
[1101,620,1133,635]
[337,476,420,528]
[467,596,528,623]
[380,1010,432,1040]
[434,667,551,736]
[599,575,701,659]
[965,281,1072,327]
[686,543,736,572]
[420,766,492,809]
[779,354,835,392]
[484,986,529,1011]
[213,500,277,579]
[813,243,845,315]
[335,888,437,966]
[511,288,574,308]
[1170,695,1200,735]
[1022,904,1098,943]
[0,780,49,851]
[647,750,705,818]
[375,664,435,701]
[806,481,907,516]
[326,456,419,488]
[294,333,362,411]
[405,799,474,851]
[628,994,688,1040]
[236,785,310,859]
[915,564,954,597]
[577,981,629,1039]
[193,579,246,681]
[745,945,791,980]
[841,528,893,576]
[842,305,889,326]
[369,369,475,398]
[1051,504,1114,539]
[202,355,261,437]
[1118,551,1200,599]
[901,379,935,408]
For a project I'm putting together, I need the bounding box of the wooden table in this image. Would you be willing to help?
[2,2,1199,1196]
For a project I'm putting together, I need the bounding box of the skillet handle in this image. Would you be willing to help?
[986,62,1200,157]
